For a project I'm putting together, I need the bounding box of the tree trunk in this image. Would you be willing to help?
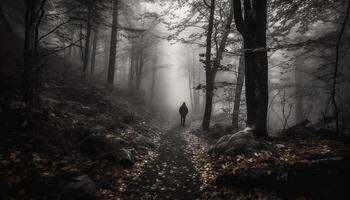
[135,49,144,92]
[67,28,74,63]
[201,0,216,130]
[232,55,245,130]
[82,6,92,83]
[90,29,98,76]
[192,49,200,114]
[188,64,194,111]
[103,36,109,76]
[150,53,157,100]
[202,0,234,130]
[295,58,304,123]
[233,0,269,138]
[23,0,46,109]
[128,46,135,91]
[79,23,84,65]
[106,0,119,91]
[332,0,350,133]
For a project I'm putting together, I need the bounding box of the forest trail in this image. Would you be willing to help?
[122,125,201,200]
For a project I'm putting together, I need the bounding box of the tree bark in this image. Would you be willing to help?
[232,55,245,130]
[106,0,119,91]
[201,0,215,130]
[233,0,269,138]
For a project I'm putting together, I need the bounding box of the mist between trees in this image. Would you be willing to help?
[1,0,349,134]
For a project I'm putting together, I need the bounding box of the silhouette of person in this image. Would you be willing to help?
[179,102,188,126]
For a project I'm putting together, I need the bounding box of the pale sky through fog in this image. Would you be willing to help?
[140,1,195,113]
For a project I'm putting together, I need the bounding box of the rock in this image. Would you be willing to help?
[113,148,135,167]
[224,125,234,134]
[62,175,97,199]
[209,127,270,156]
[80,135,127,155]
[133,135,155,148]
[208,124,226,138]
[282,119,315,137]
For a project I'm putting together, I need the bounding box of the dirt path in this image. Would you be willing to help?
[122,125,201,200]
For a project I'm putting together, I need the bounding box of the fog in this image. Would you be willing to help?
[1,0,349,132]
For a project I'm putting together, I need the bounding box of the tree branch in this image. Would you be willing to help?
[38,19,72,41]
[233,0,246,35]
[203,0,210,8]
[42,38,82,57]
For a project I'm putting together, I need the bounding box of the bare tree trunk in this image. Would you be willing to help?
[90,29,98,76]
[150,53,157,100]
[295,58,304,123]
[202,0,234,130]
[233,0,269,138]
[128,46,135,91]
[67,28,74,63]
[201,0,216,130]
[192,49,200,114]
[106,0,119,91]
[103,36,109,76]
[332,0,350,133]
[82,5,92,83]
[188,64,194,111]
[135,49,144,92]
[232,55,245,130]
[79,23,84,65]
[23,0,46,109]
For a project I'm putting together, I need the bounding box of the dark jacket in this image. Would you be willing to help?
[179,103,188,116]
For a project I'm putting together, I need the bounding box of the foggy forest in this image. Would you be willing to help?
[1,0,350,199]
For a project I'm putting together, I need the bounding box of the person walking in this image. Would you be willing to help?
[179,102,188,126]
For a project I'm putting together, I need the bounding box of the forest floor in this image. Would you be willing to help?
[1,57,350,199]
[121,125,201,200]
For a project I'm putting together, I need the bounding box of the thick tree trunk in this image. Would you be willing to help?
[233,0,269,138]
[201,0,215,130]
[232,55,245,130]
[106,0,119,91]
[90,29,98,76]
[82,6,92,83]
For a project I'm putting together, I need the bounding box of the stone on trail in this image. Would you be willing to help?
[113,148,135,167]
[209,127,270,156]
[132,134,155,148]
[61,174,97,199]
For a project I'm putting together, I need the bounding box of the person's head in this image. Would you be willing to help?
[182,102,186,105]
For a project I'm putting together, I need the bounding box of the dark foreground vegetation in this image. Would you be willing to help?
[0,55,167,199]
